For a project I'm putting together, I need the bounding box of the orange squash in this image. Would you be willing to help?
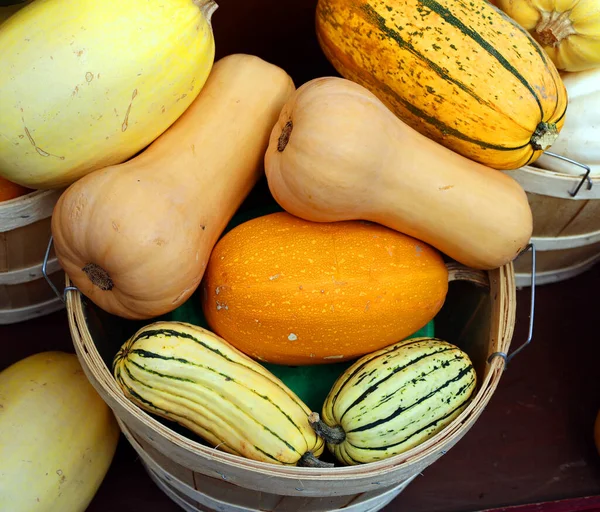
[264,77,533,271]
[314,0,567,170]
[202,212,454,365]
[51,54,295,320]
[0,175,30,202]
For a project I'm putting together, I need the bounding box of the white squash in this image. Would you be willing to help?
[0,351,120,512]
[535,68,600,176]
[0,0,217,189]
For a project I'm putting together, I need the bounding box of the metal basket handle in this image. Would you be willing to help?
[42,235,79,302]
[488,243,536,369]
[542,151,593,198]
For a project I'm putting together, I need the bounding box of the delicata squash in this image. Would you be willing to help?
[113,321,328,467]
[315,0,568,170]
[264,77,533,271]
[309,337,477,465]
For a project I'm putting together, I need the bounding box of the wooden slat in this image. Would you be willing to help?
[526,193,600,238]
[0,270,64,311]
[514,241,600,275]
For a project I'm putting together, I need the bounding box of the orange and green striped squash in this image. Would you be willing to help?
[315,0,568,170]
[201,212,450,366]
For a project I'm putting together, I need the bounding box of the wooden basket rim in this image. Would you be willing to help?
[65,264,515,481]
[0,188,63,232]
[503,165,600,200]
[120,416,418,512]
[530,229,600,251]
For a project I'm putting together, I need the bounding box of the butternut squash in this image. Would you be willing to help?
[51,54,295,320]
[0,351,119,512]
[315,0,568,170]
[0,0,217,189]
[264,77,533,270]
[202,212,483,365]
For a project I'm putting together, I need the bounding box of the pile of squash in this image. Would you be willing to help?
[1,0,600,505]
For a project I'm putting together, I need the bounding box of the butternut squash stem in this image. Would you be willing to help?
[193,0,218,22]
[446,262,489,289]
[82,263,114,291]
[308,412,346,445]
[298,451,335,468]
[277,120,293,152]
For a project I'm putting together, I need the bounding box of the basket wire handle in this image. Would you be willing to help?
[42,235,79,302]
[542,151,592,198]
[487,243,536,369]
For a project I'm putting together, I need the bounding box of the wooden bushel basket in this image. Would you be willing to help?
[50,0,529,507]
[63,257,520,511]
[504,163,600,287]
[0,189,64,324]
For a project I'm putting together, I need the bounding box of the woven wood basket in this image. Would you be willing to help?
[0,189,64,324]
[503,165,600,287]
[63,259,518,511]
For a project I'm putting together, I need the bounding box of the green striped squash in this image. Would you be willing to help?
[309,337,476,465]
[315,0,568,170]
[112,321,328,466]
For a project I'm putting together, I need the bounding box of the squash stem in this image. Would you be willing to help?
[193,0,218,23]
[531,122,559,151]
[277,120,293,152]
[308,412,346,445]
[446,262,489,289]
[535,10,576,47]
[298,451,335,468]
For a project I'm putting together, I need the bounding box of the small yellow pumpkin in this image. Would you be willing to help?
[494,0,600,72]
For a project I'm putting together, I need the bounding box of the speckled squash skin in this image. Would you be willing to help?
[201,212,449,365]
[315,0,568,170]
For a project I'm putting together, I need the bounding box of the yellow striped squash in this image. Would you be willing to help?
[113,321,328,467]
[315,0,568,170]
[309,337,476,465]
